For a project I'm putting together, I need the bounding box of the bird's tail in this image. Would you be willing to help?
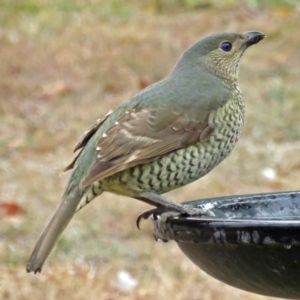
[26,183,103,273]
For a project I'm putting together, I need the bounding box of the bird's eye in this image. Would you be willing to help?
[220,42,232,52]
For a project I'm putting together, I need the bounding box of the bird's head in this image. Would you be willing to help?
[176,31,265,83]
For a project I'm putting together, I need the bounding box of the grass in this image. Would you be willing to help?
[1,0,300,299]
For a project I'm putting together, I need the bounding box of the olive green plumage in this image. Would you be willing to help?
[27,31,265,273]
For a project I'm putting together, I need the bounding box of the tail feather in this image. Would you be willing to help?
[26,186,83,273]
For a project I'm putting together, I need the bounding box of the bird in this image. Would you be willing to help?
[26,31,265,273]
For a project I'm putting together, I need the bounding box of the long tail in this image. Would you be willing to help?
[26,186,82,273]
[26,182,102,274]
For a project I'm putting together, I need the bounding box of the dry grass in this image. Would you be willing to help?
[1,0,300,299]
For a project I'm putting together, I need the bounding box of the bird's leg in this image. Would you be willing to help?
[135,191,214,229]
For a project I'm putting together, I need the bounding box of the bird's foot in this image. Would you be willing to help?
[135,191,214,229]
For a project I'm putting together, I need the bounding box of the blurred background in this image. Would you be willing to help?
[1,0,300,299]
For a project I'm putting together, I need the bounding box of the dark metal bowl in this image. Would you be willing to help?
[151,191,300,299]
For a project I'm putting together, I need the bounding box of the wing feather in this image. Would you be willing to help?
[63,110,113,172]
[80,107,212,187]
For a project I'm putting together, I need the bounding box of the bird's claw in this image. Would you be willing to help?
[136,205,214,229]
[136,208,163,229]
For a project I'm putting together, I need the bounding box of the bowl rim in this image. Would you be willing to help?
[165,216,300,228]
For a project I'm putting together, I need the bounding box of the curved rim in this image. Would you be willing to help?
[151,190,300,245]
[152,215,300,246]
[163,216,300,228]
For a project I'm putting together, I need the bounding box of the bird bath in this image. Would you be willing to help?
[151,191,300,299]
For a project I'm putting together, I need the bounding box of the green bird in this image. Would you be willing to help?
[27,31,265,273]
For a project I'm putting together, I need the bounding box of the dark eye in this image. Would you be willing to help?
[220,42,232,52]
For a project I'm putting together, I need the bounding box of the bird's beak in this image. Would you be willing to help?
[242,31,265,47]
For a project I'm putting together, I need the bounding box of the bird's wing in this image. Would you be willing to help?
[63,110,113,172]
[79,104,214,187]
